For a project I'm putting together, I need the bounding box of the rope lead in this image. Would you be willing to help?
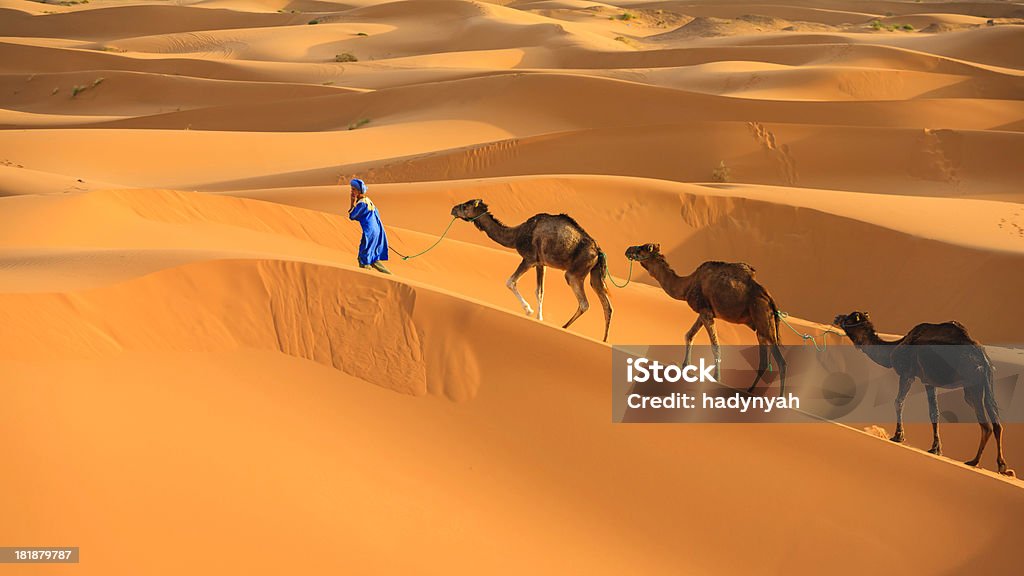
[775,310,842,352]
[389,211,488,261]
[601,252,634,289]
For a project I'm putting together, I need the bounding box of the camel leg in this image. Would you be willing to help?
[770,341,787,398]
[983,386,1009,474]
[589,265,613,343]
[891,375,911,443]
[747,337,770,395]
[925,385,942,455]
[561,272,590,330]
[683,318,702,366]
[506,259,535,317]
[964,386,993,468]
[535,265,545,322]
[700,314,721,382]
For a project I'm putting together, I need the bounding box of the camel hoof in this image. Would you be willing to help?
[1001,467,1016,477]
[927,447,942,456]
[965,459,980,467]
[889,435,904,443]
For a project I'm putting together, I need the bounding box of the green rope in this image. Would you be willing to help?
[775,310,842,353]
[389,211,487,261]
[601,252,634,288]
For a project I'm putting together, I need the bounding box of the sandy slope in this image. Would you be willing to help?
[2,0,1024,573]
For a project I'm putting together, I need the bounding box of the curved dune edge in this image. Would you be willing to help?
[0,258,494,401]
[2,181,1021,344]
[3,183,1022,344]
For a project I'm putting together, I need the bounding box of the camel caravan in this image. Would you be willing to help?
[449,199,1013,476]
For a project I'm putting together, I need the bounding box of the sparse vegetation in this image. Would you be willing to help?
[712,161,731,183]
[70,77,104,98]
[348,118,370,130]
[335,53,358,62]
[308,19,321,25]
[870,19,911,32]
[616,12,636,21]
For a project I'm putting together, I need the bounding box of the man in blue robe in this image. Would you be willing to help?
[348,178,391,274]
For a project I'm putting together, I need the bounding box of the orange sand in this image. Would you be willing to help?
[1,1,1023,574]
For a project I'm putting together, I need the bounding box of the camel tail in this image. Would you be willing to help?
[592,251,609,289]
[590,251,613,342]
[763,290,781,344]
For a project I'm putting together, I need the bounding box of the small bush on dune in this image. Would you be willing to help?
[900,24,914,31]
[335,53,358,62]
[348,118,370,130]
[70,77,104,98]
[308,19,320,25]
[356,32,368,37]
[617,12,636,21]
[712,161,730,183]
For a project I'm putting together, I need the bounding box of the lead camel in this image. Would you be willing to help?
[451,199,612,342]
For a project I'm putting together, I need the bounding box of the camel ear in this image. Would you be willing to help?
[472,199,481,207]
[653,243,661,253]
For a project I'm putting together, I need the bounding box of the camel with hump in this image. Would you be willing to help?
[834,311,1011,475]
[451,199,612,342]
[625,243,786,395]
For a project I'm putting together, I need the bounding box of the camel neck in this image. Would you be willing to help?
[473,212,518,249]
[641,256,691,299]
[849,324,899,368]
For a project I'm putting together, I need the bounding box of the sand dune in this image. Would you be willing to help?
[3,0,1023,573]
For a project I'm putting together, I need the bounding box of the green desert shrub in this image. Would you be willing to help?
[712,161,730,183]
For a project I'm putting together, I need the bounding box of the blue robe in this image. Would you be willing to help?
[349,197,389,265]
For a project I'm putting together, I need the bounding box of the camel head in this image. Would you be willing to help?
[625,243,661,262]
[834,311,875,341]
[451,199,489,221]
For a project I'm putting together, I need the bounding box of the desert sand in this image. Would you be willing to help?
[1,0,1024,574]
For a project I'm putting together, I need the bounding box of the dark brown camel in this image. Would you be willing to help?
[834,311,1010,475]
[451,199,612,342]
[625,243,786,395]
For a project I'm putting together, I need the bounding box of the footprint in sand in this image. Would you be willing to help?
[747,121,798,185]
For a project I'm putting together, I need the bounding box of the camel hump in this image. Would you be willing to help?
[906,321,978,345]
[698,260,756,277]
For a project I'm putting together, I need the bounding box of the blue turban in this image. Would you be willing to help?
[350,178,367,193]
